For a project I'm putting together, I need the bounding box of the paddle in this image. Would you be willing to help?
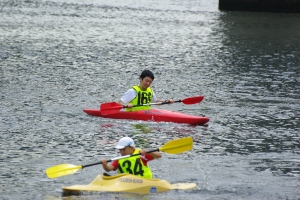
[100,96,204,115]
[46,137,193,179]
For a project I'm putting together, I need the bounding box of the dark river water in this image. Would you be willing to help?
[1,0,299,199]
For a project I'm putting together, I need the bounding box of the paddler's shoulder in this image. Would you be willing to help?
[131,85,139,91]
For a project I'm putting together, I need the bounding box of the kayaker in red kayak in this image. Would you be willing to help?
[101,137,162,179]
[117,70,174,111]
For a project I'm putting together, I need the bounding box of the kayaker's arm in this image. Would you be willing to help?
[101,158,115,172]
[117,100,124,106]
[149,151,162,159]
[156,99,174,105]
[117,100,133,108]
[140,149,162,159]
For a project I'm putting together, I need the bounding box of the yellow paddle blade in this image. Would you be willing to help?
[159,137,193,154]
[46,164,82,179]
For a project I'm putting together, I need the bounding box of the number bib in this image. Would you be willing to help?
[125,86,153,112]
[117,149,153,178]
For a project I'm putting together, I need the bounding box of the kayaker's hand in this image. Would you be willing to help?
[168,99,174,104]
[126,103,133,108]
[163,99,174,104]
[101,158,108,166]
[139,149,147,156]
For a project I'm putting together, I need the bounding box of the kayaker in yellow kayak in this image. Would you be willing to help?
[101,137,162,179]
[117,70,174,111]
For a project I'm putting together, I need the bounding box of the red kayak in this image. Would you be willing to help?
[83,108,209,125]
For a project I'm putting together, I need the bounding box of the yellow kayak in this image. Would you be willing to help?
[62,173,197,194]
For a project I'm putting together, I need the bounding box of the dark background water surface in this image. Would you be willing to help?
[1,0,299,199]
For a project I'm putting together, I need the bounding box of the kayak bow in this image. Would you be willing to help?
[62,173,197,194]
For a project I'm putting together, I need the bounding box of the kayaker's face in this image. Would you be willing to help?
[119,146,134,156]
[139,76,153,91]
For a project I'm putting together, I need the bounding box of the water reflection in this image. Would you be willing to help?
[207,10,300,177]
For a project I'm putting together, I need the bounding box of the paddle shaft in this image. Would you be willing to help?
[82,149,159,169]
[100,96,204,115]
[124,100,178,108]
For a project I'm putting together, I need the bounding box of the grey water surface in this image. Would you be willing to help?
[1,0,299,199]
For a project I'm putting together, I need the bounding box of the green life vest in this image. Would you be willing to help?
[125,86,153,112]
[117,149,153,179]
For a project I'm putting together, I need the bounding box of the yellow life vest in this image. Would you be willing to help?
[125,86,153,112]
[117,149,153,179]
